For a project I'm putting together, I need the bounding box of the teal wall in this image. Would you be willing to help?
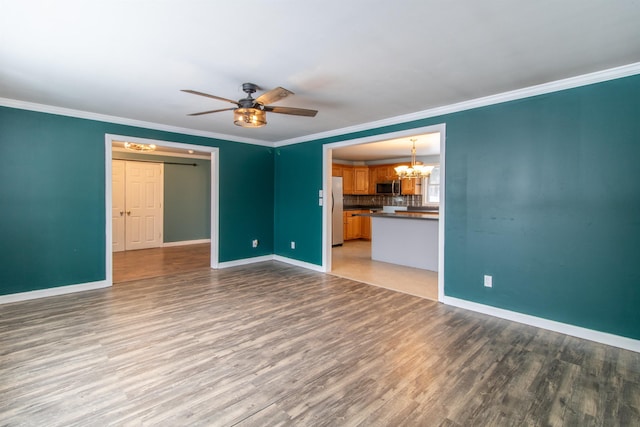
[112,152,211,242]
[217,142,274,261]
[273,74,640,340]
[0,107,274,295]
[273,143,324,263]
[443,76,640,340]
[2,73,639,341]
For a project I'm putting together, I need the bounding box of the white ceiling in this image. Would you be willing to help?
[332,132,440,162]
[2,1,640,146]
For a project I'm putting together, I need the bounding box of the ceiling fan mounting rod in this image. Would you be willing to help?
[239,83,260,108]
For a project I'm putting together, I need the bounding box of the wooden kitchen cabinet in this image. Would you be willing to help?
[375,165,398,182]
[369,168,378,194]
[360,212,371,240]
[343,212,347,240]
[344,211,358,240]
[343,210,370,241]
[342,166,355,194]
[400,177,423,195]
[368,165,399,194]
[334,164,368,194]
[401,178,414,194]
[353,167,369,194]
[347,215,357,240]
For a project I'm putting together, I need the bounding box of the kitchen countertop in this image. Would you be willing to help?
[343,205,382,210]
[354,211,439,221]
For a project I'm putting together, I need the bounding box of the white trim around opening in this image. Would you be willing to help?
[321,123,446,302]
[105,134,220,287]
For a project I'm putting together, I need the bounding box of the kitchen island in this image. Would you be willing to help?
[355,211,439,271]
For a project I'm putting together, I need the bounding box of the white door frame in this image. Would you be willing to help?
[322,123,446,302]
[105,134,220,286]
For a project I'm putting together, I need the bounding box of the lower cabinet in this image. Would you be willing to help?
[361,214,371,239]
[343,210,371,241]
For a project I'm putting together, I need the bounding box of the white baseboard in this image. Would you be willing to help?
[217,255,275,269]
[273,255,325,272]
[163,239,211,247]
[443,296,640,353]
[216,255,324,272]
[0,280,111,305]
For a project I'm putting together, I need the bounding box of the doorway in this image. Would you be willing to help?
[105,134,220,286]
[112,160,164,252]
[322,123,446,302]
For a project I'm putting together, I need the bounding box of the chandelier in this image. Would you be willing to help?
[394,138,433,179]
[124,142,156,152]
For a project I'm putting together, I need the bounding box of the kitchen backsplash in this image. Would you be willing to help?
[344,194,430,207]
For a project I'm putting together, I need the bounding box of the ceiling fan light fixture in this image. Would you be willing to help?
[233,107,267,128]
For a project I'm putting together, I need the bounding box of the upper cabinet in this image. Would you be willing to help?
[401,177,420,195]
[342,166,354,194]
[333,164,368,194]
[353,167,369,194]
[373,165,397,182]
[333,163,424,195]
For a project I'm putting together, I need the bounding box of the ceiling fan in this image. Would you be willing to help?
[181,83,318,128]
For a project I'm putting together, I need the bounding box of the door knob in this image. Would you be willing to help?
[126,211,131,216]
[119,211,124,216]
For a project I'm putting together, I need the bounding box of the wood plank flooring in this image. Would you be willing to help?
[1,261,639,426]
[113,243,211,283]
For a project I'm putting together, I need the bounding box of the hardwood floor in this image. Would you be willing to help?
[1,261,639,426]
[113,243,211,283]
[332,240,438,300]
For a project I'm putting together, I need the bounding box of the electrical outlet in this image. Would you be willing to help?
[484,275,493,288]
[252,239,259,248]
[291,241,296,249]
[319,198,323,206]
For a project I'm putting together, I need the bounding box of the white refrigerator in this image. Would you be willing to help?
[332,177,344,246]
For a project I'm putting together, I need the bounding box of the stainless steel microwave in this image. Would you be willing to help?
[376,181,401,195]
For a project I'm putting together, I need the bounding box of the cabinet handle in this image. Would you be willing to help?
[119,211,124,216]
[126,211,131,216]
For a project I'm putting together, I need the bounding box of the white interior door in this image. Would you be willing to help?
[125,161,164,250]
[112,160,126,252]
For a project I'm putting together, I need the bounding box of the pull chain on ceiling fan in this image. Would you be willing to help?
[181,83,318,128]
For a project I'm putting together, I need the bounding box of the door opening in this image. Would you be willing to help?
[322,124,446,302]
[112,159,164,252]
[105,134,220,286]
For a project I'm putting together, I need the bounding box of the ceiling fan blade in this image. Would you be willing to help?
[264,106,318,117]
[187,107,235,116]
[181,89,238,105]
[255,87,294,105]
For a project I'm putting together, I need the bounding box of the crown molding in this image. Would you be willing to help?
[274,61,640,147]
[0,97,271,147]
[3,62,639,150]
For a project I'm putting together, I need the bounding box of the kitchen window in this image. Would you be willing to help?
[424,166,440,204]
